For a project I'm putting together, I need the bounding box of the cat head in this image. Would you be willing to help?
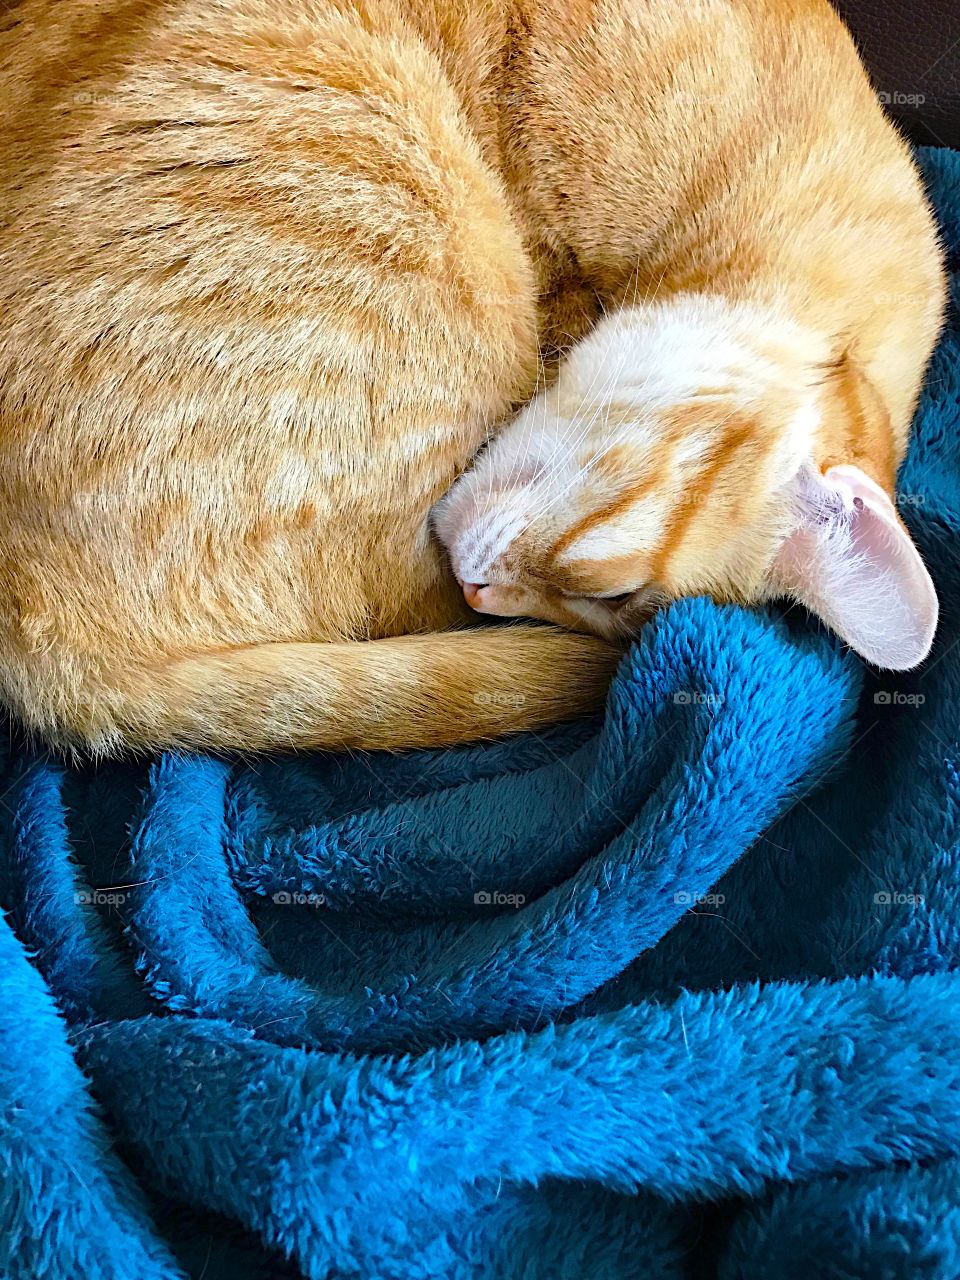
[433,297,938,669]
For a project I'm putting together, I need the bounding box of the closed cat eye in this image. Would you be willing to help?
[600,587,661,618]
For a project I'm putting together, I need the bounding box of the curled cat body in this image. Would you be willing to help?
[0,0,944,754]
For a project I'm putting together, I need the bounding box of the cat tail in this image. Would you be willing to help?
[96,626,621,753]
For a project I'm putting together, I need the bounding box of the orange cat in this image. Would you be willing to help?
[0,0,944,754]
[435,2,945,666]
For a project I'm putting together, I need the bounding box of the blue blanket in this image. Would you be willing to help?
[2,145,960,1280]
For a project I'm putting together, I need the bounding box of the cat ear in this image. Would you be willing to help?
[772,463,937,670]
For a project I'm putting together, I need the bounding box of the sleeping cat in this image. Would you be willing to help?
[0,0,944,754]
[433,3,945,666]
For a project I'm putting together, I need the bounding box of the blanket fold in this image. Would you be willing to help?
[1,146,958,1279]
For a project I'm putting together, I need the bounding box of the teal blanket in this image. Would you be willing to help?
[2,146,959,1279]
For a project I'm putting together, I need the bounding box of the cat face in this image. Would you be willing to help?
[434,298,939,669]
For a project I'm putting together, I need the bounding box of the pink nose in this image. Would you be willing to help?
[461,582,487,609]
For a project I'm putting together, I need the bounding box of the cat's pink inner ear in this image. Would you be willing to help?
[773,464,938,670]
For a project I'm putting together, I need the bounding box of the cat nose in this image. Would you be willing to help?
[461,582,488,609]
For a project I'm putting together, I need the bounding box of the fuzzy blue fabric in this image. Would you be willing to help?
[2,145,960,1279]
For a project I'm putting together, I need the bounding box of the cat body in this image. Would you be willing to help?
[0,0,944,752]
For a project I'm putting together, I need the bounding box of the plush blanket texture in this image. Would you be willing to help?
[2,146,960,1280]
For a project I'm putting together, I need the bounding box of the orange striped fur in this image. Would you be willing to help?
[0,0,945,753]
[435,2,944,662]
